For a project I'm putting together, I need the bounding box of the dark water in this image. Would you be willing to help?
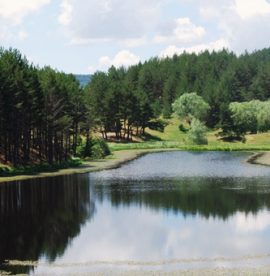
[1,151,270,274]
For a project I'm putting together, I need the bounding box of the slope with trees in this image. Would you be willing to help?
[2,46,270,169]
[87,47,270,142]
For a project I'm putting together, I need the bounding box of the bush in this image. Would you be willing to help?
[91,138,111,158]
[0,166,10,177]
[178,124,188,133]
[78,138,111,159]
[188,119,208,145]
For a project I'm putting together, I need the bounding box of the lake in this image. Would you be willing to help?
[1,151,270,275]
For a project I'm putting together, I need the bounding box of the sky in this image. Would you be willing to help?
[1,0,270,74]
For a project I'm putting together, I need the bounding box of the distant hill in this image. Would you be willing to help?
[75,74,91,87]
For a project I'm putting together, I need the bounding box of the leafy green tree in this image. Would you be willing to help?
[172,92,210,125]
[229,101,260,135]
[257,101,270,132]
[229,100,270,136]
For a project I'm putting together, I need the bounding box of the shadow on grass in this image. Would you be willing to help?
[107,138,140,144]
[140,133,163,142]
[106,131,163,144]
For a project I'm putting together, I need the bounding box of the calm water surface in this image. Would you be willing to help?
[1,151,270,274]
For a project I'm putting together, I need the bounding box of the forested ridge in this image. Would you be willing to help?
[1,47,270,166]
[89,47,270,139]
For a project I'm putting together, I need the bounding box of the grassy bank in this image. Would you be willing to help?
[109,116,270,152]
[109,141,270,152]
[0,158,82,177]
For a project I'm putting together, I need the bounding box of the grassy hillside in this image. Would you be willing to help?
[109,116,270,151]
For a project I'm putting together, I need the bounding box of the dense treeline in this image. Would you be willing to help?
[88,48,270,138]
[0,48,88,166]
[1,47,270,165]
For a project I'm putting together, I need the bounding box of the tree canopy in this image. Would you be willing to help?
[229,100,270,136]
[172,92,210,124]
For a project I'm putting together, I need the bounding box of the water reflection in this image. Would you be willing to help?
[92,177,270,219]
[0,174,95,274]
[1,152,270,274]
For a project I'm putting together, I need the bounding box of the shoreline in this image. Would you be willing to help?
[247,152,270,166]
[1,149,270,184]
[0,148,178,184]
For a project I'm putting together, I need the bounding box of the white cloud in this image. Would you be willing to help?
[196,0,270,54]
[58,0,270,56]
[98,50,140,70]
[58,0,162,45]
[0,0,51,41]
[58,0,73,26]
[154,17,205,44]
[71,36,147,48]
[234,0,270,19]
[0,0,51,23]
[0,21,29,42]
[219,0,270,53]
[228,15,270,53]
[160,38,229,58]
[200,6,221,20]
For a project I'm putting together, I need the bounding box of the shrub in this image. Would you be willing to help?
[91,138,111,159]
[0,167,10,177]
[178,124,188,133]
[78,138,111,159]
[187,119,208,145]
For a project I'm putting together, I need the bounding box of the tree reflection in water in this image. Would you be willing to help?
[93,176,270,220]
[0,174,95,274]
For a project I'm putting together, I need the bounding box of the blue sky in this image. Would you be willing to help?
[1,0,270,74]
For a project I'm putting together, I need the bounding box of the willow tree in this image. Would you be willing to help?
[172,92,210,125]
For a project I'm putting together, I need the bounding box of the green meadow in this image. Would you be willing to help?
[108,116,270,152]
